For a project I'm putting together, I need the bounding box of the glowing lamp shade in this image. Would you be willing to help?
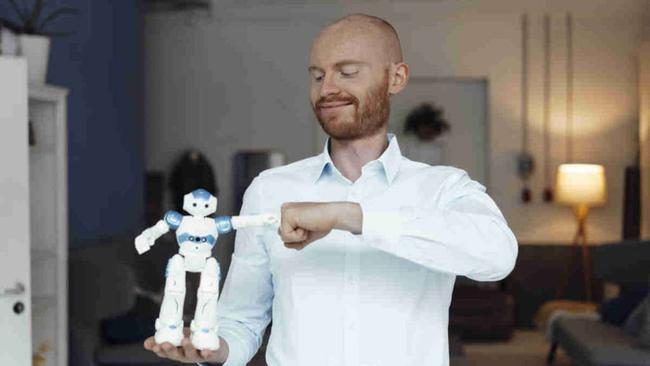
[555,164,607,207]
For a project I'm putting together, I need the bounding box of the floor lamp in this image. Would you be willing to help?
[554,164,607,302]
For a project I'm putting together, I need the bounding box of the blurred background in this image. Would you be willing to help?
[1,0,650,365]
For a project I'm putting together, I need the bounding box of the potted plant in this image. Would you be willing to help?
[402,102,451,165]
[0,0,78,84]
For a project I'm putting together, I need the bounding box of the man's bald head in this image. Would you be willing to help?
[313,13,403,65]
[308,14,409,141]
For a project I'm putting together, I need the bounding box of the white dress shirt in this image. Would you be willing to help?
[216,134,518,366]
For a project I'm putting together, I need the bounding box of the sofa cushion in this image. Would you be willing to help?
[627,293,650,349]
[600,285,648,327]
[640,298,650,349]
[554,317,650,366]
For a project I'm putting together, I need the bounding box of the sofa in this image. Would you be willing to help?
[546,240,650,366]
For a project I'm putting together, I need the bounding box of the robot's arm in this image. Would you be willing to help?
[134,211,183,255]
[213,214,278,235]
[230,213,279,230]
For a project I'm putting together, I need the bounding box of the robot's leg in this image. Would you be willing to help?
[154,254,186,346]
[190,257,221,350]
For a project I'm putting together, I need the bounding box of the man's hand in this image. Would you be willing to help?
[143,328,228,364]
[278,202,362,250]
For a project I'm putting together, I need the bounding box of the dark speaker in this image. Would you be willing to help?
[622,165,640,239]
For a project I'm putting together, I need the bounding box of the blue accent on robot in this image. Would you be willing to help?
[164,210,183,230]
[205,235,216,246]
[215,216,233,235]
[176,232,217,247]
[191,188,211,201]
[164,258,172,278]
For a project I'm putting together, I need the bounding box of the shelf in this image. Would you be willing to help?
[29,146,56,156]
[26,82,68,366]
[32,295,57,310]
[28,84,69,103]
[31,248,57,262]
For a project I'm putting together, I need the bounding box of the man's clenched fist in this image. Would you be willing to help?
[278,202,362,250]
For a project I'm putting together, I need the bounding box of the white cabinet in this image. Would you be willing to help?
[0,56,32,366]
[28,84,68,366]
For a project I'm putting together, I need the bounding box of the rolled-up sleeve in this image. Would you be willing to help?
[217,177,273,366]
[360,170,518,282]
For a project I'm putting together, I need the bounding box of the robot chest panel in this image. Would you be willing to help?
[178,217,216,236]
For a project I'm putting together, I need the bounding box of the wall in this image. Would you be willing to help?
[0,1,145,247]
[144,0,649,270]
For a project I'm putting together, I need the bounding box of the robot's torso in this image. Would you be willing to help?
[163,210,232,273]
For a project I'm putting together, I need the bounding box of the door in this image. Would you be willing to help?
[0,56,32,364]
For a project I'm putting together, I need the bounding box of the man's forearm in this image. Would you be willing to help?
[330,202,362,234]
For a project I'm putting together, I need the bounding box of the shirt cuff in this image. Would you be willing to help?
[359,201,404,252]
[218,324,251,366]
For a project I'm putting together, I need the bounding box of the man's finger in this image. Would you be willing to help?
[162,342,182,360]
[286,242,307,250]
[201,349,214,359]
[280,227,308,243]
[285,242,303,250]
[182,338,199,360]
[152,342,166,359]
[143,337,155,351]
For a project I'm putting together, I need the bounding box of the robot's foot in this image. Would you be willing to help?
[154,318,184,346]
[190,320,220,350]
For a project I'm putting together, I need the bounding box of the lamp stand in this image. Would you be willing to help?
[555,204,593,302]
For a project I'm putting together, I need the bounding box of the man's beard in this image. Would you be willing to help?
[313,74,390,140]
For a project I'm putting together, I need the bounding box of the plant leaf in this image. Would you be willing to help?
[38,7,79,32]
[26,0,46,31]
[29,0,45,27]
[7,0,28,22]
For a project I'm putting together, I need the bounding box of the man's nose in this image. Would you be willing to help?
[319,74,340,97]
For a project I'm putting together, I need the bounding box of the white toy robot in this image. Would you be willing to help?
[135,188,277,350]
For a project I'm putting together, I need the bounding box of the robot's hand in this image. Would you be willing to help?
[135,234,154,255]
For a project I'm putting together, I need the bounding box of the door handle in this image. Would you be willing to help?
[1,282,25,296]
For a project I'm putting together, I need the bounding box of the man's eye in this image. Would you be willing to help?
[340,71,358,78]
[313,75,323,82]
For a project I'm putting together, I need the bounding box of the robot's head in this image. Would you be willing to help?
[183,188,217,217]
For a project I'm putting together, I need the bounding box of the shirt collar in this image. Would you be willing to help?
[313,133,402,185]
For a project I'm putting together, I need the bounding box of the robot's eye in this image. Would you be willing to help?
[189,236,194,241]
[204,204,208,208]
[193,203,197,207]
[202,237,207,242]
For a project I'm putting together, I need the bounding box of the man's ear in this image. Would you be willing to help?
[388,62,409,95]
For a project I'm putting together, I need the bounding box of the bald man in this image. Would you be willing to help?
[144,14,518,366]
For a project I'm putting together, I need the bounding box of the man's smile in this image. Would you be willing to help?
[318,102,354,116]
[319,101,352,108]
